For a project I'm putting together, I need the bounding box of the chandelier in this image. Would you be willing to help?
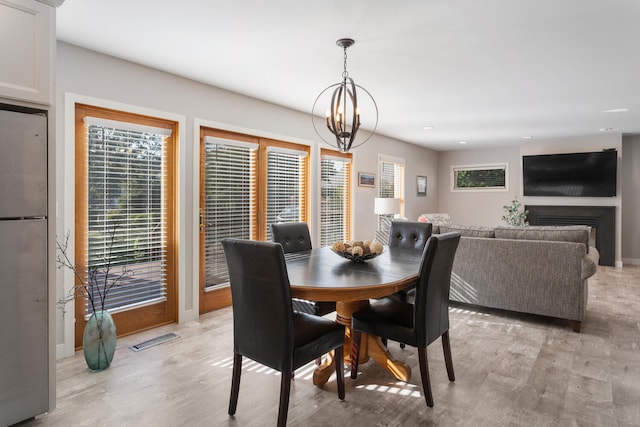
[312,38,378,153]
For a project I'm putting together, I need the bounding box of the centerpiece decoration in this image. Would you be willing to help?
[331,239,383,262]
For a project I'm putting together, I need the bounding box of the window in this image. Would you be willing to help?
[75,104,177,342]
[378,154,405,216]
[199,128,309,312]
[451,163,508,191]
[202,136,258,288]
[320,149,352,246]
[265,143,309,241]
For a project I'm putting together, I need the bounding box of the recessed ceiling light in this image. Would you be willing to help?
[459,141,467,144]
[603,108,628,113]
[599,127,613,132]
[423,126,433,130]
[522,135,532,139]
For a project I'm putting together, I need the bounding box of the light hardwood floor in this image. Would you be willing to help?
[25,265,640,426]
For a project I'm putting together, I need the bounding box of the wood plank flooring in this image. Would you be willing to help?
[24,265,640,426]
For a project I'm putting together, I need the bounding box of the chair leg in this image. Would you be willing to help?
[277,371,293,427]
[418,347,434,407]
[441,330,455,382]
[334,346,345,400]
[229,352,242,415]
[350,330,362,379]
[398,292,407,349]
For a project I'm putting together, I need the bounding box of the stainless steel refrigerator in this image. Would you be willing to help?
[0,107,49,426]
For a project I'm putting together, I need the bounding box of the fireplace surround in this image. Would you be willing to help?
[525,205,615,266]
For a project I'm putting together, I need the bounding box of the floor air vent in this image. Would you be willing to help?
[130,332,179,352]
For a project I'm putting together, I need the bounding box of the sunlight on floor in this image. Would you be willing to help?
[209,356,320,381]
[355,381,422,398]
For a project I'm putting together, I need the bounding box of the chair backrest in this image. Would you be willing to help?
[388,220,433,249]
[270,222,313,253]
[413,232,461,346]
[222,238,294,371]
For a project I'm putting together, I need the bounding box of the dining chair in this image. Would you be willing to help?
[385,220,433,348]
[350,232,461,408]
[388,220,433,250]
[270,222,336,317]
[387,220,433,300]
[222,238,345,427]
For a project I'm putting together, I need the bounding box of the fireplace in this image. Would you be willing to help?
[525,205,615,266]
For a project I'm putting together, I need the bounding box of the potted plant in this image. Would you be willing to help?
[502,196,529,226]
[57,226,133,371]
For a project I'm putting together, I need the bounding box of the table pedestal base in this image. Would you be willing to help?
[312,300,411,386]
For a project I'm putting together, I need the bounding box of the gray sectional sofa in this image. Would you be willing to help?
[432,224,600,332]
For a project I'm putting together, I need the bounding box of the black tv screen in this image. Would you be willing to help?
[523,150,617,197]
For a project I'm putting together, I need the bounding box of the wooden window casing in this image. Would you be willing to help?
[199,127,310,313]
[74,104,178,347]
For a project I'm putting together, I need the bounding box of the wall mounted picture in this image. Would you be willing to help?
[358,172,376,187]
[417,175,427,196]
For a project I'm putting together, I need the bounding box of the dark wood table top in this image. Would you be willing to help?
[285,246,423,302]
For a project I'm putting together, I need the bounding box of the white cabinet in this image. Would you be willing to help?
[0,0,54,105]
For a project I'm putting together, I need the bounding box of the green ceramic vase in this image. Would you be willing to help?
[83,310,116,371]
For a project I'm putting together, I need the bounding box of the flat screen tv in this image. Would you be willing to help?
[522,150,617,197]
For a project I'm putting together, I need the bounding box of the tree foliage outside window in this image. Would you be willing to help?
[452,164,508,191]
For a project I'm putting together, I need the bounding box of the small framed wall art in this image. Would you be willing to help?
[358,172,376,187]
[416,175,427,196]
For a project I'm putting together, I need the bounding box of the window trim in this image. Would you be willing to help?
[450,162,509,192]
[74,103,178,347]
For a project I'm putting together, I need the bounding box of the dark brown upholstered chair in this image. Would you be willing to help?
[350,232,461,408]
[385,221,433,348]
[388,220,433,250]
[270,222,335,316]
[222,238,345,427]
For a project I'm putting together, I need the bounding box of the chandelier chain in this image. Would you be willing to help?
[342,47,349,79]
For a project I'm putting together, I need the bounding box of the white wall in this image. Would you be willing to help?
[437,134,624,266]
[437,145,521,226]
[54,42,438,357]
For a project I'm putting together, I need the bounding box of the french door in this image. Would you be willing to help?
[199,127,309,313]
[74,104,178,347]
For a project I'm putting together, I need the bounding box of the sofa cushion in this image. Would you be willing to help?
[439,224,495,238]
[494,225,590,250]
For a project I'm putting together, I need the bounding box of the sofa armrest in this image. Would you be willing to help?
[582,246,600,280]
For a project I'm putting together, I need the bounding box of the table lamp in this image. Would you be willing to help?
[374,197,401,243]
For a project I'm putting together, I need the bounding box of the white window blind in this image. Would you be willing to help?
[320,151,351,246]
[378,155,405,216]
[266,145,308,241]
[203,137,258,288]
[85,122,168,314]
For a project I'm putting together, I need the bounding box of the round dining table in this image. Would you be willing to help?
[285,245,423,386]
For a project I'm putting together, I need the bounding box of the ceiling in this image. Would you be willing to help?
[56,0,640,151]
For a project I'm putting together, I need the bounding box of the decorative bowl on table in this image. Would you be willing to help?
[330,240,384,263]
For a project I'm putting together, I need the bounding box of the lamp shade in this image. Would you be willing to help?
[374,198,401,215]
